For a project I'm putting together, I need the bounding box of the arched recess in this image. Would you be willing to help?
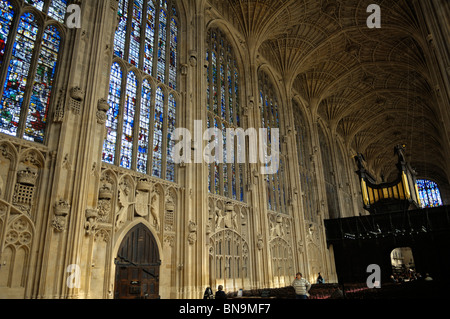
[0,201,35,296]
[113,223,161,299]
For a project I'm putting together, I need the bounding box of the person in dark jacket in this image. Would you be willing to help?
[203,287,214,299]
[215,285,227,299]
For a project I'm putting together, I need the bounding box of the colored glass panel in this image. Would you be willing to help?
[417,179,443,208]
[103,63,122,164]
[144,0,155,75]
[157,9,166,83]
[152,87,164,178]
[169,17,177,89]
[129,0,143,67]
[212,51,218,115]
[120,71,137,169]
[220,60,226,120]
[1,13,39,138]
[222,122,228,197]
[0,0,14,67]
[137,79,152,173]
[166,94,176,182]
[206,50,210,111]
[26,0,45,11]
[49,0,68,23]
[114,0,128,59]
[25,25,61,143]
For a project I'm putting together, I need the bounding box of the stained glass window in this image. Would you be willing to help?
[152,87,164,178]
[0,0,67,143]
[169,17,178,89]
[259,71,287,214]
[144,0,156,74]
[129,0,143,67]
[1,12,39,138]
[25,25,61,143]
[319,124,340,219]
[105,0,179,182]
[417,179,443,208]
[293,101,317,222]
[137,80,152,173]
[114,0,128,59]
[27,0,45,11]
[48,0,67,23]
[0,1,14,68]
[120,71,138,169]
[103,63,122,165]
[206,28,244,202]
[157,9,166,83]
[166,94,176,182]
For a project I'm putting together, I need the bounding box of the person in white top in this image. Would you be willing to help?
[292,273,311,299]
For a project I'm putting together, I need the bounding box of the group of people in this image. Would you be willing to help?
[203,272,319,300]
[390,268,433,283]
[203,285,227,299]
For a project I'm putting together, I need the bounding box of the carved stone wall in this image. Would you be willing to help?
[1,0,448,299]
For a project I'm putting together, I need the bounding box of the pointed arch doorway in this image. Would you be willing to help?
[114,223,161,299]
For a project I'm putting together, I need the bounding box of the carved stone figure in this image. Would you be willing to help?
[150,193,161,230]
[115,184,134,230]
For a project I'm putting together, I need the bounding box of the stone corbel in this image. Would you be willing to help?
[85,209,99,235]
[187,220,197,245]
[181,63,188,76]
[257,234,264,251]
[52,200,71,232]
[97,98,110,124]
[69,87,84,115]
[189,51,198,68]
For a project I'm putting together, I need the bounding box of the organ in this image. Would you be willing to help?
[355,145,421,214]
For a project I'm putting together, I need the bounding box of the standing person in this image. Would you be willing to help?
[203,287,213,299]
[292,273,311,299]
[317,272,324,284]
[215,285,227,299]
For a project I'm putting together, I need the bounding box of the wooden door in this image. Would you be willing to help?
[114,224,161,299]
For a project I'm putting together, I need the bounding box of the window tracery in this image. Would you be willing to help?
[206,28,244,201]
[105,0,179,183]
[0,0,66,144]
[259,71,287,214]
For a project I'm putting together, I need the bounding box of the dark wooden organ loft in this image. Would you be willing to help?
[325,145,450,284]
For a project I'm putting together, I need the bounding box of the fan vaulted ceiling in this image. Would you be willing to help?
[207,0,447,185]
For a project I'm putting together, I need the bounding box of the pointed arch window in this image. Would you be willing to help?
[318,124,340,219]
[104,0,179,182]
[0,0,66,144]
[416,179,443,208]
[293,101,317,222]
[259,71,288,214]
[206,28,244,202]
